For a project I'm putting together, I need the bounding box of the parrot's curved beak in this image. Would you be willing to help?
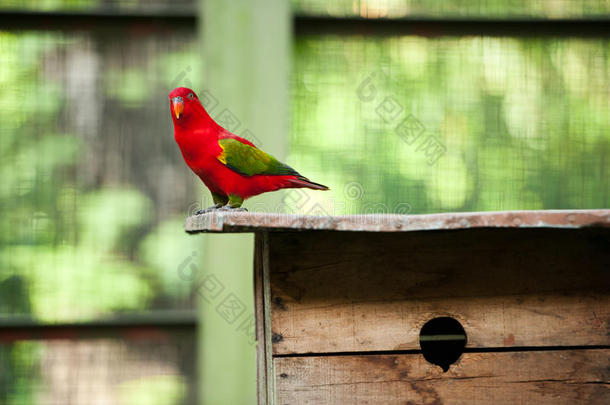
[172,96,184,119]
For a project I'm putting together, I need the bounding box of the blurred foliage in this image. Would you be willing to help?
[0,0,192,13]
[0,342,42,405]
[1,339,194,405]
[292,0,610,18]
[0,31,201,323]
[0,30,200,404]
[118,375,187,405]
[289,36,609,215]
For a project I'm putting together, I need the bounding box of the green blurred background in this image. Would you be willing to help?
[0,1,609,404]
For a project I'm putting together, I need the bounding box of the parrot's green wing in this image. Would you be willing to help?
[217,137,299,177]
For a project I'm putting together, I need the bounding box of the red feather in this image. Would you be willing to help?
[169,87,328,204]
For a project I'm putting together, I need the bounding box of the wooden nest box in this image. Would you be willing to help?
[186,209,610,404]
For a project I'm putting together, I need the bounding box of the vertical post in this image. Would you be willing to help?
[197,1,290,404]
[254,232,274,404]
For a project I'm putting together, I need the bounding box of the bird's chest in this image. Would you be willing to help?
[176,132,222,173]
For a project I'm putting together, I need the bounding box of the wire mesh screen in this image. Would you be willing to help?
[293,0,610,18]
[0,29,205,322]
[288,35,609,215]
[4,0,610,17]
[0,1,195,13]
[0,27,202,405]
[0,334,196,405]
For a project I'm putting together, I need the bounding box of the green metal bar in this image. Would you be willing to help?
[0,311,197,342]
[0,311,197,327]
[197,0,290,403]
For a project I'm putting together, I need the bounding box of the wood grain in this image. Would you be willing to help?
[268,228,610,354]
[275,350,610,405]
[185,209,610,233]
[255,232,276,405]
[254,232,268,405]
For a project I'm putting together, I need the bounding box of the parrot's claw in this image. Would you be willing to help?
[194,203,224,215]
[219,205,248,212]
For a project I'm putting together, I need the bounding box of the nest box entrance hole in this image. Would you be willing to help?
[419,317,467,372]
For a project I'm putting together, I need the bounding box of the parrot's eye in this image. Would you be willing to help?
[187,92,194,100]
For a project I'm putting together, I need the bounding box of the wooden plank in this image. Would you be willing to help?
[185,209,610,233]
[254,232,268,405]
[269,228,610,354]
[276,350,610,404]
[263,232,277,404]
[255,232,277,404]
[272,295,608,354]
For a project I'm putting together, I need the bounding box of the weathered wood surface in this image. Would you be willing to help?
[254,232,270,405]
[269,229,610,354]
[186,209,610,233]
[276,350,610,404]
[255,232,281,404]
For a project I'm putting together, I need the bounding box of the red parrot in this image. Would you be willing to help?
[169,87,328,212]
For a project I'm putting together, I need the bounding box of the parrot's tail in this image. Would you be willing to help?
[289,176,330,191]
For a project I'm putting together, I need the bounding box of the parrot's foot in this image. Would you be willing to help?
[218,205,248,212]
[194,204,223,215]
